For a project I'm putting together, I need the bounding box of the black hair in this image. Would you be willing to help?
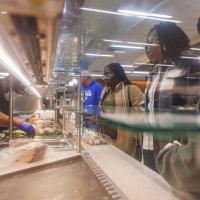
[146,22,190,62]
[198,17,200,34]
[104,63,131,85]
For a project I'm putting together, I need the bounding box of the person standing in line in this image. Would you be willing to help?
[81,70,103,107]
[143,22,200,170]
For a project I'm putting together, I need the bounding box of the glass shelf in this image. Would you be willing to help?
[65,105,200,137]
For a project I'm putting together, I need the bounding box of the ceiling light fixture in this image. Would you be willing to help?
[1,11,8,15]
[190,48,200,51]
[80,7,130,16]
[91,74,103,77]
[125,71,132,74]
[0,45,41,98]
[118,10,172,19]
[111,45,144,50]
[181,56,200,60]
[133,71,150,75]
[134,63,154,66]
[0,72,9,76]
[85,53,114,57]
[126,41,157,46]
[121,65,134,68]
[136,16,182,23]
[80,7,181,23]
[114,51,125,54]
[0,76,5,79]
[103,39,123,43]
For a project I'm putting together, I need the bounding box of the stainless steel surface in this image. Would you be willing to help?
[0,158,112,200]
[9,75,13,140]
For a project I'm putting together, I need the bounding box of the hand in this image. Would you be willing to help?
[17,122,35,138]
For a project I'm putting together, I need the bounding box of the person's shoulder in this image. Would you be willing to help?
[94,81,103,88]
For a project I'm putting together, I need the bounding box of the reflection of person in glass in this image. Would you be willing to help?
[100,63,144,159]
[143,22,200,170]
[145,22,200,110]
[155,18,200,197]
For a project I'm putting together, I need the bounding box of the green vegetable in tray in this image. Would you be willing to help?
[36,129,63,136]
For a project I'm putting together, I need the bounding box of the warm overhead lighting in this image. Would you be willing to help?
[181,56,200,60]
[111,45,144,50]
[103,39,123,43]
[190,48,200,51]
[80,7,130,16]
[1,11,8,15]
[85,53,114,57]
[0,72,9,76]
[135,63,154,66]
[121,65,134,68]
[0,45,41,97]
[118,10,172,19]
[114,51,125,54]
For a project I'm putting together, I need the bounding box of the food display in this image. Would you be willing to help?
[82,129,107,145]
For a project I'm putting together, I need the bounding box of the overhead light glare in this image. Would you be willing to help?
[118,10,172,19]
[0,76,5,79]
[133,71,150,75]
[125,71,132,74]
[111,45,144,50]
[80,7,130,16]
[29,86,41,98]
[85,53,114,57]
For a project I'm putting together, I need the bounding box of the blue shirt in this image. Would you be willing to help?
[81,80,103,106]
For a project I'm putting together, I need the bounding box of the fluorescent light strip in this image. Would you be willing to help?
[190,48,200,51]
[0,72,9,76]
[103,39,123,43]
[181,56,200,60]
[80,7,181,23]
[137,16,182,23]
[114,51,125,54]
[156,64,174,67]
[118,9,172,19]
[85,53,114,57]
[0,45,41,97]
[133,71,150,75]
[121,65,134,68]
[126,42,157,46]
[111,45,144,50]
[135,63,154,66]
[80,7,130,16]
[103,39,157,46]
[91,74,103,77]
[0,76,5,79]
[125,71,132,74]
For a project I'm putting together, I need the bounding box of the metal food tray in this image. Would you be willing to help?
[0,156,113,200]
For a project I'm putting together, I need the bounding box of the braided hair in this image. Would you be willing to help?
[146,22,190,62]
[104,63,131,85]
